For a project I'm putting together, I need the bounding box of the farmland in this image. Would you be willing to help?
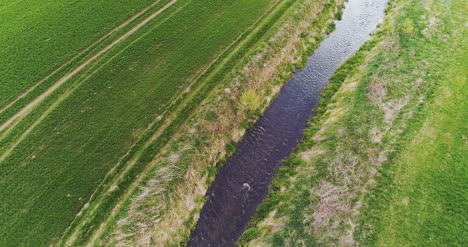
[240,0,467,245]
[0,0,156,109]
[0,0,290,245]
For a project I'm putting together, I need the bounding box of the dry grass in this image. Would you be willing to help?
[368,77,389,107]
[381,96,409,123]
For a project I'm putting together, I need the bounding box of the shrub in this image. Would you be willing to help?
[240,89,261,111]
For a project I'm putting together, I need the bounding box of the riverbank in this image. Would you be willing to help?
[93,0,346,246]
[241,0,467,245]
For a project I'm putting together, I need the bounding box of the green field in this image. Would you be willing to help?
[0,0,285,245]
[0,0,155,108]
[241,0,468,245]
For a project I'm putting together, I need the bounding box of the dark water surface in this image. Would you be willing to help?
[188,0,388,245]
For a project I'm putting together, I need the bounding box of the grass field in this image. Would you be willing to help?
[240,0,467,245]
[0,0,282,245]
[0,0,155,108]
[0,0,176,130]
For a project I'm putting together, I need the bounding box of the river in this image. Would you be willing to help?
[188,0,388,245]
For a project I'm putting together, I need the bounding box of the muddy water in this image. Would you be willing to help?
[188,0,388,245]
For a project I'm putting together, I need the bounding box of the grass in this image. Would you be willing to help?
[0,0,155,108]
[0,0,175,127]
[240,0,467,245]
[0,0,279,246]
[358,45,467,246]
[355,0,468,245]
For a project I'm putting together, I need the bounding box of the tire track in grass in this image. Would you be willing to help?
[0,0,165,116]
[0,0,178,133]
[0,45,129,166]
[65,1,296,245]
[0,0,189,152]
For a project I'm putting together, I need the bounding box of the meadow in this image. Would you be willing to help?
[357,42,467,246]
[0,0,282,245]
[241,0,467,245]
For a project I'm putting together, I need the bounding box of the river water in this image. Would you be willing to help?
[188,0,388,245]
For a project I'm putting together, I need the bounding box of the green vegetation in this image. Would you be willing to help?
[0,0,282,245]
[3,0,464,245]
[0,0,176,126]
[355,0,468,245]
[241,0,467,245]
[357,44,467,246]
[240,89,262,111]
[0,0,155,108]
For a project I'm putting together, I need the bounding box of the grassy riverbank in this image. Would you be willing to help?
[355,0,467,244]
[241,0,467,245]
[357,43,467,246]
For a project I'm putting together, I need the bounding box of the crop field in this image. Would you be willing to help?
[0,0,289,245]
[0,0,155,109]
[240,0,467,245]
